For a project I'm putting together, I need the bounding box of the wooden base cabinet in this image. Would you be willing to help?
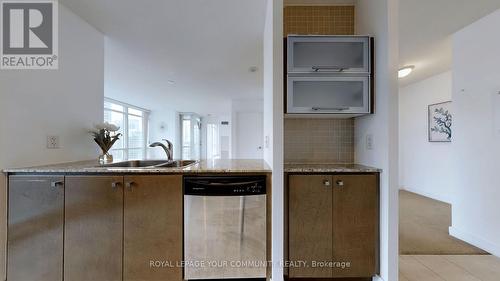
[289,175,333,278]
[123,175,183,281]
[64,176,124,281]
[64,175,183,281]
[288,174,379,279]
[7,176,64,281]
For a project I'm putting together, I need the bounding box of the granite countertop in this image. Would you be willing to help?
[284,163,381,173]
[3,159,272,174]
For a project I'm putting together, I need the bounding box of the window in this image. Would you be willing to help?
[206,123,220,160]
[104,98,149,161]
[180,113,201,160]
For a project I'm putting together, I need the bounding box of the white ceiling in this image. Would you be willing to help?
[60,0,267,114]
[399,0,500,86]
[61,0,500,101]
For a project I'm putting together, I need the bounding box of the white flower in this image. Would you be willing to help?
[93,122,105,131]
[107,123,120,132]
[92,122,120,132]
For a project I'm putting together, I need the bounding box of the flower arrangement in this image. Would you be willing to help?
[90,122,122,164]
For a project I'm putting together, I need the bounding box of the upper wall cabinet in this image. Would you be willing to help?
[287,76,370,114]
[285,35,373,117]
[287,36,371,74]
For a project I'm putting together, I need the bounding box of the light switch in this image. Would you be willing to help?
[366,134,374,150]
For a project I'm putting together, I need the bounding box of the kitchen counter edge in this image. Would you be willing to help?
[284,163,381,173]
[3,159,272,174]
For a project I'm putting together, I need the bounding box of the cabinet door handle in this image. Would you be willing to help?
[312,107,350,111]
[336,180,345,187]
[323,179,331,187]
[125,181,135,191]
[50,181,64,188]
[312,66,345,72]
[111,181,121,190]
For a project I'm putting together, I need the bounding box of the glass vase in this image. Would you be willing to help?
[98,153,113,165]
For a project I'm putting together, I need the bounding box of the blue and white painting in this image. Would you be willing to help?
[428,101,452,142]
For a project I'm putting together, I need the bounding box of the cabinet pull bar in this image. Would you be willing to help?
[323,179,331,187]
[125,181,135,191]
[111,181,121,190]
[336,180,345,187]
[50,181,64,188]
[312,107,350,111]
[311,66,346,72]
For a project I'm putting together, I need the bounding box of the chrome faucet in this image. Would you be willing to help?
[149,139,173,161]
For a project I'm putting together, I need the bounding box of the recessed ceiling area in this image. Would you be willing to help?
[399,0,500,86]
[60,0,267,114]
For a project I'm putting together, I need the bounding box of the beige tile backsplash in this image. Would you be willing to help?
[284,6,355,36]
[284,119,354,163]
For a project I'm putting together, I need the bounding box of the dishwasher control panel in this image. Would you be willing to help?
[184,176,266,196]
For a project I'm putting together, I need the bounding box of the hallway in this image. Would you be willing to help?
[400,255,500,281]
[399,190,487,255]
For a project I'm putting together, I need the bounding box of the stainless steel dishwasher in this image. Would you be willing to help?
[183,176,267,280]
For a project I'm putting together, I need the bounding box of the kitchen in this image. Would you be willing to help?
[0,1,399,281]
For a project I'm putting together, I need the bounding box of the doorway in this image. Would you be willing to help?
[235,112,263,159]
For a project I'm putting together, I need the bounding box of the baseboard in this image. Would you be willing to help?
[401,186,451,204]
[279,276,382,281]
[449,226,500,257]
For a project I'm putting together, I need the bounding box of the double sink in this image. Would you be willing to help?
[100,160,198,169]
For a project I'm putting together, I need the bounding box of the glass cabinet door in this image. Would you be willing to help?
[288,36,370,73]
[287,76,370,114]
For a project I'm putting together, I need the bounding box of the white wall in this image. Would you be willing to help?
[0,4,104,168]
[263,0,275,167]
[147,108,179,159]
[263,0,284,279]
[0,4,104,279]
[355,0,399,280]
[449,9,500,256]
[399,71,453,203]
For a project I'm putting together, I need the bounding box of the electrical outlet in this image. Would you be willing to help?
[366,134,374,150]
[47,136,60,149]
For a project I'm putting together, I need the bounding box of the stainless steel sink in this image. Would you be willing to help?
[100,160,198,169]
[160,160,198,168]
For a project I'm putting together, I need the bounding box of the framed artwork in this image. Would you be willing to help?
[428,101,452,142]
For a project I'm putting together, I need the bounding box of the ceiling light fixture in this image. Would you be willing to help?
[398,65,415,78]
